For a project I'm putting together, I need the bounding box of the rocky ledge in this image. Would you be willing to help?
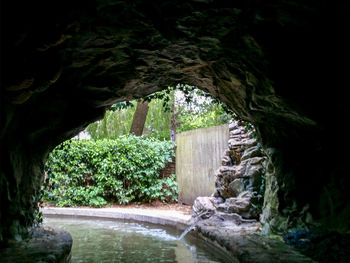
[0,227,72,263]
[190,121,315,263]
[194,217,315,263]
[193,119,266,223]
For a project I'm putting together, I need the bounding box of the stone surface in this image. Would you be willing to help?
[1,0,350,241]
[194,120,266,222]
[0,227,72,263]
[241,146,261,161]
[217,191,260,219]
[195,219,316,263]
[43,207,191,230]
[229,178,245,196]
[193,197,217,219]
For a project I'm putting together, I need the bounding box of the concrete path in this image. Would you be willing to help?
[42,207,192,230]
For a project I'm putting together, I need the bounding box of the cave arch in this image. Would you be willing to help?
[1,0,349,242]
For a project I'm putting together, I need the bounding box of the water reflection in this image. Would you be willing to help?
[174,240,197,263]
[44,216,234,263]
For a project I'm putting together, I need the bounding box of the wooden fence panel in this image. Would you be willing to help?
[176,124,229,205]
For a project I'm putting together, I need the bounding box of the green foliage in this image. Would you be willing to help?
[176,103,231,132]
[145,85,232,133]
[86,102,137,139]
[43,135,177,207]
[143,98,172,140]
[173,86,232,133]
[144,86,175,112]
[86,84,232,140]
[86,99,172,140]
[110,101,134,111]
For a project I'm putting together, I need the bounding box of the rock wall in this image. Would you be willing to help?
[0,227,72,263]
[1,0,350,241]
[193,120,266,222]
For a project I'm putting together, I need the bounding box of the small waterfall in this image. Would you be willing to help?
[178,224,196,240]
[178,210,210,240]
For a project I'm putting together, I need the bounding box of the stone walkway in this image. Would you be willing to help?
[42,207,192,230]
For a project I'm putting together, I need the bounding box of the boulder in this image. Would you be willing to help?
[221,155,232,166]
[241,146,262,161]
[193,197,216,219]
[229,178,245,196]
[0,227,72,263]
[216,191,259,219]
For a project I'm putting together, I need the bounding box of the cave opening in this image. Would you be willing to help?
[1,0,350,262]
[41,84,235,209]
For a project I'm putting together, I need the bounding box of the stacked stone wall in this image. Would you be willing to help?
[193,120,267,222]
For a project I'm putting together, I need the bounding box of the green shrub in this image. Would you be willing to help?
[43,135,177,207]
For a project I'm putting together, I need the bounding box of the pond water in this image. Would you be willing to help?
[44,216,235,263]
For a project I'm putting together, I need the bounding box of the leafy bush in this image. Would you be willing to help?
[43,135,177,207]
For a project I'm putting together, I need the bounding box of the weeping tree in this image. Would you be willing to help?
[86,99,172,140]
[86,102,136,139]
[85,85,232,140]
[144,98,172,140]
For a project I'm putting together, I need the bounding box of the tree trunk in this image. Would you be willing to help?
[129,100,149,136]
